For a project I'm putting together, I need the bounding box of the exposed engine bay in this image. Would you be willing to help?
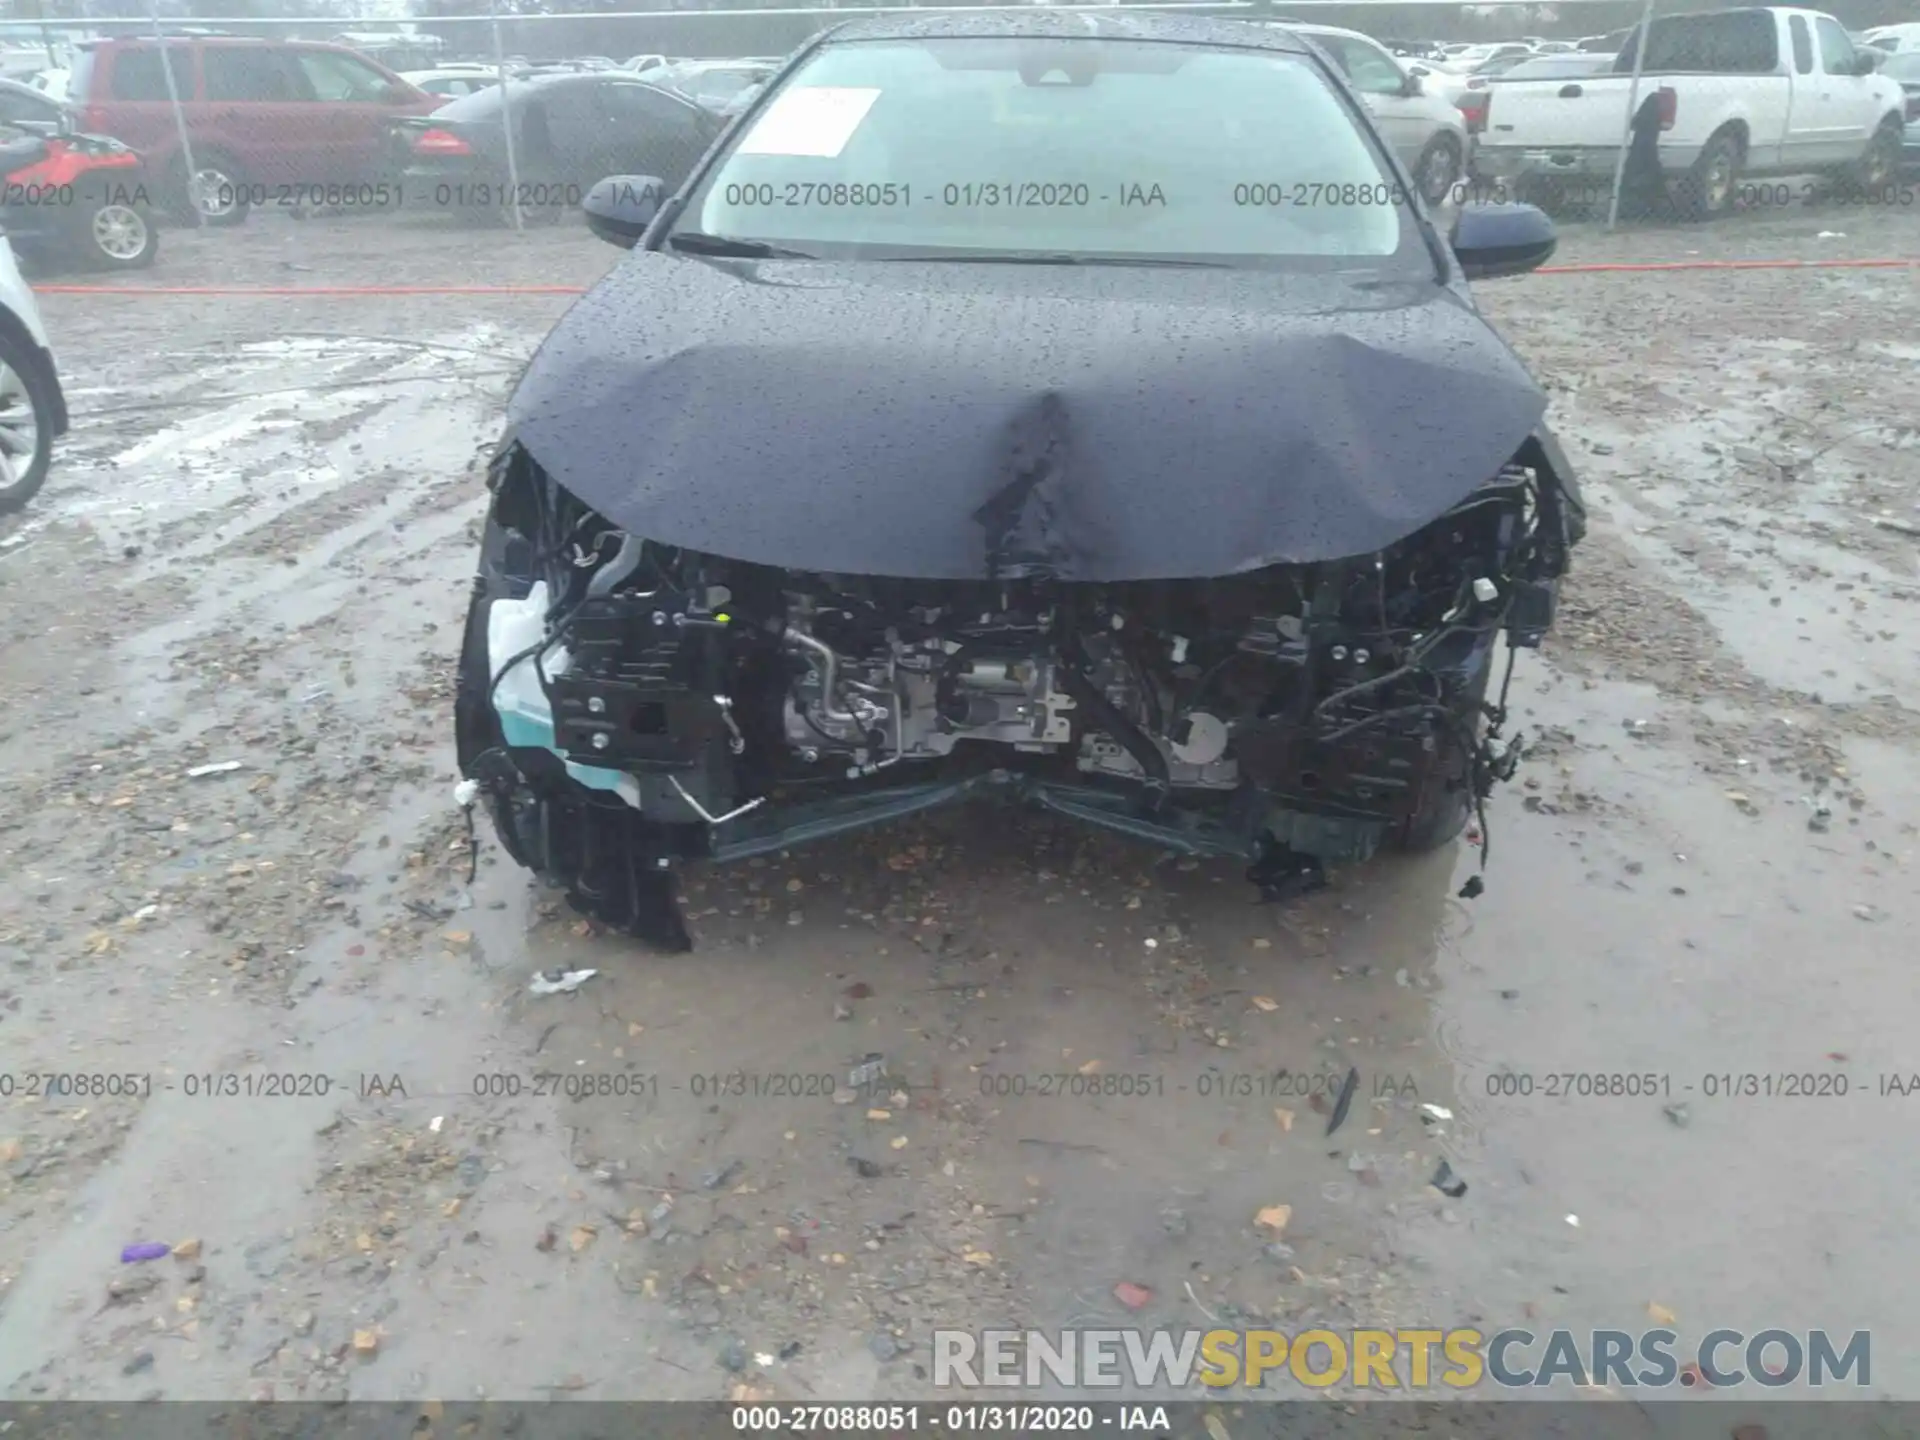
[456,439,1584,950]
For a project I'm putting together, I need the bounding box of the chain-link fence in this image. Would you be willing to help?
[0,0,1913,275]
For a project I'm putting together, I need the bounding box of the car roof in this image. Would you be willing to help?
[819,10,1313,54]
[661,58,775,71]
[513,71,606,88]
[1284,24,1383,45]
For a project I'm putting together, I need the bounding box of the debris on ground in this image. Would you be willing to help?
[700,1160,743,1190]
[1254,1204,1292,1235]
[529,967,597,995]
[120,1242,170,1263]
[1325,1066,1360,1136]
[1113,1281,1154,1310]
[1431,1160,1469,1199]
[185,761,244,778]
[105,1272,162,1306]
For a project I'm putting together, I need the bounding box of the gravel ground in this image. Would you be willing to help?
[0,201,1916,1417]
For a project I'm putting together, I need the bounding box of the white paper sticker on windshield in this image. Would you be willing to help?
[736,86,881,158]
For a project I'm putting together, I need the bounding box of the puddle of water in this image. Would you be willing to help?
[1403,667,1920,1392]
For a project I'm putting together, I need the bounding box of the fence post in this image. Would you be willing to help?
[1605,0,1656,231]
[491,0,525,234]
[149,1,202,229]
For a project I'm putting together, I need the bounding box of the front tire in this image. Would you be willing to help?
[83,202,158,270]
[0,327,58,516]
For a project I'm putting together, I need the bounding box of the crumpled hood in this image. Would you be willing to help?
[503,253,1548,581]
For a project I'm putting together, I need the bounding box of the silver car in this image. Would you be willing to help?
[1289,24,1471,202]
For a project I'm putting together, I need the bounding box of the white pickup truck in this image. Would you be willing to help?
[1472,6,1906,217]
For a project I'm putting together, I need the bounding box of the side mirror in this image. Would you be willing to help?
[1402,71,1425,96]
[383,82,416,104]
[583,173,664,248]
[1450,201,1557,279]
[1854,50,1884,73]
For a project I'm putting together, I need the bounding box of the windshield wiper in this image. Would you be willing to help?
[666,231,816,258]
[875,253,1230,268]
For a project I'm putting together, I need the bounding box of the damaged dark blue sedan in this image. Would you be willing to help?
[454,12,1586,950]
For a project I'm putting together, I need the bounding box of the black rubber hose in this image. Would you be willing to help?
[1056,630,1170,802]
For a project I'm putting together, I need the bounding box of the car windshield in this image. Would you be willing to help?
[675,36,1423,268]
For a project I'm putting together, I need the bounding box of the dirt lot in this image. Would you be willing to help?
[0,202,1917,1413]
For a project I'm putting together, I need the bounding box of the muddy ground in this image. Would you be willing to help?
[0,201,1916,1415]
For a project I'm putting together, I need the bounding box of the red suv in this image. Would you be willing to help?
[69,37,439,226]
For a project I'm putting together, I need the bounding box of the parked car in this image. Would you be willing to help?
[0,82,158,270]
[331,32,447,75]
[1862,23,1920,55]
[1459,51,1539,84]
[646,59,779,113]
[401,68,505,102]
[1884,50,1920,165]
[457,11,1585,949]
[1577,29,1633,52]
[1486,53,1615,83]
[1436,43,1534,73]
[1475,7,1907,218]
[27,68,68,98]
[388,71,719,219]
[1290,24,1470,201]
[625,54,669,74]
[0,227,66,515]
[66,36,439,226]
